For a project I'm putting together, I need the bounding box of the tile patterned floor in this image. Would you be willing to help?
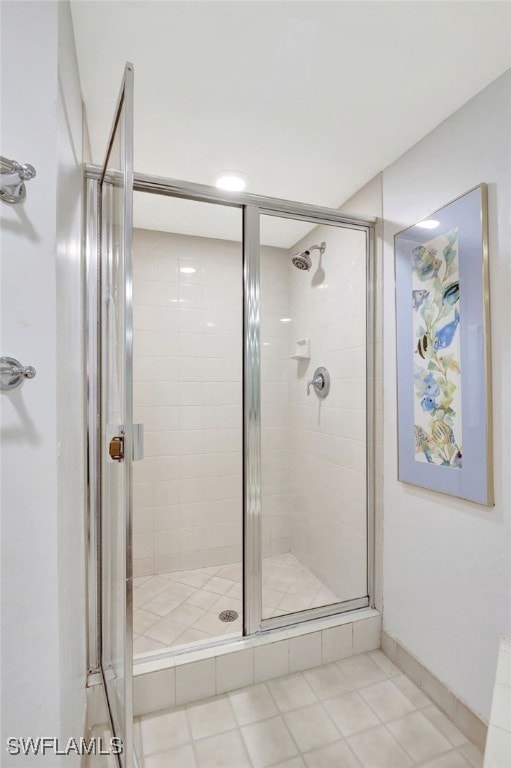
[131,651,483,768]
[134,553,339,656]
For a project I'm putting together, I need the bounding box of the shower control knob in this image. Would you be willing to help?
[306,366,330,398]
[307,374,323,395]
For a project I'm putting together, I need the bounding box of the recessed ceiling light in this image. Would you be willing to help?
[416,219,440,230]
[214,171,247,192]
[180,266,196,274]
[280,318,292,323]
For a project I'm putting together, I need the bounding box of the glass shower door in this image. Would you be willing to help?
[244,210,370,632]
[99,63,134,768]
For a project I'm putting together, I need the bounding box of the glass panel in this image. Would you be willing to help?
[259,214,368,620]
[131,193,243,657]
[100,64,133,768]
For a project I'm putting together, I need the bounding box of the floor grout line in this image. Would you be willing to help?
[134,552,343,655]
[132,652,482,768]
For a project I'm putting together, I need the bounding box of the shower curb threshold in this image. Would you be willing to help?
[131,608,381,715]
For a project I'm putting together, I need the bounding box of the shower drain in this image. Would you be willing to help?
[218,609,238,623]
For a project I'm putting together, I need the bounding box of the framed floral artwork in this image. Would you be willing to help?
[394,185,493,505]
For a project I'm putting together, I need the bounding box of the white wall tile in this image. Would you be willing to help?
[181,526,205,553]
[134,305,156,331]
[153,253,178,283]
[155,307,179,333]
[353,615,382,654]
[152,456,179,481]
[180,477,205,503]
[154,332,178,357]
[176,658,216,704]
[134,355,154,382]
[289,632,322,673]
[216,649,254,694]
[134,533,154,560]
[179,333,202,357]
[154,481,179,506]
[322,624,353,663]
[154,357,179,382]
[154,505,180,531]
[154,381,178,406]
[134,507,155,534]
[154,530,180,557]
[134,557,156,578]
[153,281,179,306]
[254,640,290,683]
[153,406,179,431]
[133,668,175,716]
[178,283,202,308]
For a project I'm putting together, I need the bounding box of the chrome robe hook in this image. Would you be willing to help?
[0,156,36,205]
[0,357,36,390]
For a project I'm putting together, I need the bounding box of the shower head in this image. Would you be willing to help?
[291,241,326,271]
[292,250,312,271]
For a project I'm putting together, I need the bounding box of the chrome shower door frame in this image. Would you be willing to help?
[85,61,135,768]
[85,166,376,659]
[244,205,375,634]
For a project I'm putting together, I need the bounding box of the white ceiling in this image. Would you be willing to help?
[71,1,511,246]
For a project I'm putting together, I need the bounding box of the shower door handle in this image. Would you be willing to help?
[107,424,144,462]
[109,434,124,462]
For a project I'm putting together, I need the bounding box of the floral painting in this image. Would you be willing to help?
[395,186,492,504]
[411,228,462,468]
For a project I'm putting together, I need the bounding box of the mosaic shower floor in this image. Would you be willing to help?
[133,553,339,655]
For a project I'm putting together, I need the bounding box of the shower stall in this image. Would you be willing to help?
[85,64,376,766]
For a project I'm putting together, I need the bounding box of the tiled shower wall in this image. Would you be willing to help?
[260,249,293,558]
[132,229,243,576]
[133,228,289,576]
[286,224,368,601]
[133,224,368,595]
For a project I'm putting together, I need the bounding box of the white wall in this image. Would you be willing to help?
[0,1,86,761]
[56,1,87,747]
[382,68,511,720]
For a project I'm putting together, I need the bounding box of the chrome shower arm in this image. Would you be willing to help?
[307,241,326,255]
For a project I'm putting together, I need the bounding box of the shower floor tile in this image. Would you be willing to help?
[131,651,482,768]
[133,553,340,656]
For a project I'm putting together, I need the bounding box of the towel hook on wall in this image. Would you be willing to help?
[0,156,36,205]
[0,357,36,391]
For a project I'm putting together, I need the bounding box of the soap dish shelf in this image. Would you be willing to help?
[290,338,311,360]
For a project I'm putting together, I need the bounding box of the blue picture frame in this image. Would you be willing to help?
[395,185,493,506]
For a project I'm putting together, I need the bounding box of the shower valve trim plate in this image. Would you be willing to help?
[307,366,330,398]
